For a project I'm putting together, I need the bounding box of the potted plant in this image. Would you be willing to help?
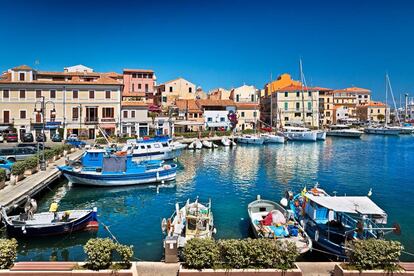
[10,162,25,184]
[334,239,405,275]
[23,156,39,176]
[0,168,6,190]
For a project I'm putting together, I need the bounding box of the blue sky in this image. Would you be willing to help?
[1,0,413,102]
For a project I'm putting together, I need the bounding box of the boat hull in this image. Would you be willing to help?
[262,135,285,144]
[238,136,264,144]
[131,149,182,162]
[326,131,362,138]
[284,131,317,141]
[4,210,97,238]
[316,131,326,140]
[364,128,400,135]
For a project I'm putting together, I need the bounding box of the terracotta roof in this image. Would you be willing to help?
[12,65,33,71]
[37,71,101,76]
[334,87,371,94]
[313,86,333,92]
[0,72,121,85]
[363,101,386,107]
[175,99,202,112]
[123,69,154,73]
[275,84,315,92]
[235,103,259,109]
[121,101,149,107]
[123,92,146,97]
[197,99,235,107]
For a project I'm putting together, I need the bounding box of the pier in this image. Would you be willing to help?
[0,149,84,214]
[176,135,238,144]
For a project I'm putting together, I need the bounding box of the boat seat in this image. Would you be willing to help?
[11,262,77,271]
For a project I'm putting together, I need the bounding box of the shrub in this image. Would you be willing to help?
[241,129,255,134]
[115,244,134,267]
[95,137,107,145]
[11,162,25,176]
[347,239,403,271]
[183,238,220,270]
[0,238,18,269]
[0,168,6,182]
[44,149,56,160]
[24,156,39,170]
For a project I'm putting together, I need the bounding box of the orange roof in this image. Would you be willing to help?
[334,87,371,94]
[235,103,259,109]
[121,101,148,107]
[197,99,235,107]
[175,99,202,112]
[313,86,333,92]
[275,84,316,92]
[123,69,154,73]
[12,65,33,71]
[363,101,386,107]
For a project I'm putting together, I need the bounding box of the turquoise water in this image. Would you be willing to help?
[7,135,414,262]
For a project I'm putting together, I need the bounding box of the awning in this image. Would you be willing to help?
[175,121,204,126]
[206,122,229,127]
[306,195,386,216]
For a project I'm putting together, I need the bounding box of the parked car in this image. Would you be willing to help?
[67,134,78,141]
[51,133,63,142]
[5,133,18,143]
[0,134,4,143]
[0,157,14,179]
[0,147,37,162]
[36,133,47,142]
[21,132,34,142]
[65,134,86,148]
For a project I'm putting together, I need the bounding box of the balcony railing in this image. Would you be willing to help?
[101,118,116,123]
[85,117,99,124]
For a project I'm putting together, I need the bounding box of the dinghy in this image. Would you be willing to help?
[221,137,231,147]
[202,140,213,148]
[188,139,203,150]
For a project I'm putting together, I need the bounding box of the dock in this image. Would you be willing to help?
[176,135,239,144]
[0,149,84,214]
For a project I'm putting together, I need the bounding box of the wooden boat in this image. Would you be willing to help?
[162,198,215,248]
[248,195,312,254]
[0,206,98,238]
[59,149,177,186]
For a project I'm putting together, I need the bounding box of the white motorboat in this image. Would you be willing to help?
[387,125,414,134]
[248,195,312,254]
[260,133,285,144]
[221,137,231,146]
[282,127,317,141]
[238,135,264,145]
[202,140,213,148]
[188,139,203,150]
[327,125,363,138]
[364,127,400,136]
[121,136,184,161]
[316,130,326,141]
[162,198,215,248]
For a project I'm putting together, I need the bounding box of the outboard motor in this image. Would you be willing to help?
[285,191,294,201]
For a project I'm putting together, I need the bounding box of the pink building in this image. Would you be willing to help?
[122,69,156,104]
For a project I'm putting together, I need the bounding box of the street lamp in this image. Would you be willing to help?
[34,96,56,171]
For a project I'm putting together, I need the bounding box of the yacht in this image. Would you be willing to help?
[238,134,264,144]
[316,130,327,141]
[364,126,400,136]
[282,126,317,141]
[327,125,363,138]
[260,133,285,143]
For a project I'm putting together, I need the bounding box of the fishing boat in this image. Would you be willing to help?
[327,125,363,138]
[0,203,98,237]
[162,198,215,248]
[238,134,264,144]
[59,149,177,186]
[282,126,317,141]
[121,136,185,161]
[188,139,203,150]
[248,196,312,254]
[260,133,285,143]
[285,185,400,259]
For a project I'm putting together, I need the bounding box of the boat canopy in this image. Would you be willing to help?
[306,195,387,217]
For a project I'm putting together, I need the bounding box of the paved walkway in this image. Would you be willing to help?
[296,262,337,276]
[135,262,180,276]
[0,149,84,211]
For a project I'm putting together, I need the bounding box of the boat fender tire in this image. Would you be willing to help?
[72,162,83,172]
[315,230,319,242]
[163,164,171,170]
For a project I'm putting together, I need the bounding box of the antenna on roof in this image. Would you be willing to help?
[34,59,40,68]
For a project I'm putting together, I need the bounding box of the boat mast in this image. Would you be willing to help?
[299,59,306,126]
[385,74,388,127]
[269,73,273,129]
[386,74,401,126]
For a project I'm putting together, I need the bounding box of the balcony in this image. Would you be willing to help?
[101,118,116,123]
[84,117,99,124]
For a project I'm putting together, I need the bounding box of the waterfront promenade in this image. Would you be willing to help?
[0,149,84,213]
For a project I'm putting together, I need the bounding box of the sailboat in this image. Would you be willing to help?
[364,74,400,136]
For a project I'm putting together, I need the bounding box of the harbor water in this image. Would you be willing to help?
[7,135,414,262]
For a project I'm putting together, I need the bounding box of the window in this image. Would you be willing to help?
[169,86,173,92]
[162,96,167,103]
[73,90,78,99]
[306,113,312,117]
[50,90,56,99]
[284,92,288,97]
[253,111,257,117]
[327,98,330,103]
[138,73,142,78]
[140,145,145,149]
[236,95,240,102]
[132,84,135,91]
[20,90,25,99]
[308,91,312,97]
[131,111,135,118]
[102,107,114,118]
[138,84,142,90]
[207,117,212,122]
[20,110,26,119]
[296,92,300,97]
[284,117,289,121]
[132,74,136,78]
[89,90,94,99]
[36,90,42,98]
[296,102,300,110]
[145,84,149,92]
[251,95,255,102]
[364,95,368,98]
[50,110,56,121]
[326,111,330,116]
[220,117,225,122]
[308,102,312,110]
[105,90,111,99]
[123,110,128,118]
[327,104,330,109]
[154,144,160,148]
[358,95,362,98]
[146,145,151,149]
[284,102,288,110]
[3,111,10,123]
[3,90,9,98]
[194,113,198,118]
[19,72,25,81]
[241,112,245,117]
[72,107,79,120]
[295,113,301,117]
[189,87,192,93]
[378,109,380,113]
[370,109,373,114]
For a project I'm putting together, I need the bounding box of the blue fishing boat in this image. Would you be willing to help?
[58,149,177,186]
[0,205,98,238]
[284,185,400,259]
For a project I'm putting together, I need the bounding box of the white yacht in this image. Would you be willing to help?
[260,133,285,143]
[282,126,317,141]
[121,136,185,161]
[238,134,264,144]
[327,125,363,138]
[364,126,400,136]
[316,130,327,141]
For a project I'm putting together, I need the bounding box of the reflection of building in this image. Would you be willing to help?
[356,101,389,123]
[0,65,122,139]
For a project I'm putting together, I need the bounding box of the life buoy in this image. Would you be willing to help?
[311,188,320,196]
[115,151,127,156]
[72,161,83,172]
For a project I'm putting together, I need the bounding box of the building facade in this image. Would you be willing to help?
[156,78,197,108]
[356,101,389,123]
[316,87,334,126]
[230,85,260,131]
[197,100,236,130]
[332,87,371,122]
[0,65,122,140]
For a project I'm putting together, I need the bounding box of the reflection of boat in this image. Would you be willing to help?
[238,135,264,144]
[260,133,285,144]
[282,127,317,141]
[286,185,398,260]
[327,125,363,138]
[121,136,185,161]
[0,206,98,238]
[247,196,312,254]
[59,149,177,186]
[162,198,215,248]
[188,139,203,150]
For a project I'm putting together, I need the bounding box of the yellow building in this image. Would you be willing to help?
[315,87,334,126]
[157,77,198,108]
[265,73,302,97]
[356,101,389,123]
[0,65,122,140]
[333,87,371,122]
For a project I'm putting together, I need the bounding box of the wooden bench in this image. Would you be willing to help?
[10,262,76,271]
